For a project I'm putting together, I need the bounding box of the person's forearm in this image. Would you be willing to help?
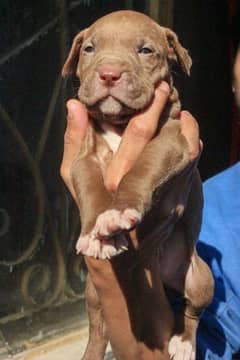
[85,255,169,360]
[85,255,142,359]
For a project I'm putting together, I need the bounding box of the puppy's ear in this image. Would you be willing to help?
[62,29,87,77]
[165,28,192,76]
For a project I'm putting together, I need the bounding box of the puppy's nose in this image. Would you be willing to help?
[98,65,122,85]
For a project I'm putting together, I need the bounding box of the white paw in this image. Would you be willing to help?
[100,239,118,259]
[76,232,129,260]
[85,238,101,258]
[100,234,129,259]
[94,208,141,237]
[168,335,195,360]
[76,232,103,259]
[76,233,93,255]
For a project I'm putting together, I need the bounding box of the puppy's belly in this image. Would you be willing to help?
[159,222,189,290]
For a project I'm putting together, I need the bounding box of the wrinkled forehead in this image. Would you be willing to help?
[85,11,167,49]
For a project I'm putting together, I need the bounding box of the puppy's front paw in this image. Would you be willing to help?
[85,238,102,258]
[94,208,141,237]
[168,335,195,360]
[99,238,118,259]
[76,232,129,260]
[76,233,103,258]
[101,235,129,259]
[76,233,93,255]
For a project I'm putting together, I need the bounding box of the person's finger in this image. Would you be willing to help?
[60,99,89,199]
[134,81,170,127]
[125,81,170,140]
[233,50,240,108]
[180,111,202,161]
[104,82,170,192]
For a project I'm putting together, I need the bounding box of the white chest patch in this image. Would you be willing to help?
[101,125,122,153]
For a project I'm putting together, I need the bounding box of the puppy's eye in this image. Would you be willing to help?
[84,45,95,53]
[138,47,153,55]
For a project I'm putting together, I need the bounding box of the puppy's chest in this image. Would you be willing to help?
[101,125,122,153]
[93,125,122,172]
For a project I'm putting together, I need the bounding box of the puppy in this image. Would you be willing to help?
[62,10,214,360]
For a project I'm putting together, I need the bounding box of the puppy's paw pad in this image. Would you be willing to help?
[95,209,124,236]
[95,208,141,236]
[168,335,195,360]
[122,208,141,228]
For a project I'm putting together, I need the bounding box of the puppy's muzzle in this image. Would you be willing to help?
[98,64,122,87]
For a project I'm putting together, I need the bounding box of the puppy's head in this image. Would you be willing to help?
[62,10,191,123]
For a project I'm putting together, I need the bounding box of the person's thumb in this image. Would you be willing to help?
[60,99,89,193]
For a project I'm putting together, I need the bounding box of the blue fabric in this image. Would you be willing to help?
[196,162,240,359]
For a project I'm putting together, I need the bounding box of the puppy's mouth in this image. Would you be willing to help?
[87,95,135,124]
[99,96,126,116]
[79,75,154,121]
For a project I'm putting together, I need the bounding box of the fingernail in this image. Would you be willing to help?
[66,100,78,119]
[158,81,170,94]
[180,110,190,118]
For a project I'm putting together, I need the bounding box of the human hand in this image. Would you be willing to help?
[180,110,202,161]
[233,48,240,108]
[60,100,89,202]
[60,82,201,199]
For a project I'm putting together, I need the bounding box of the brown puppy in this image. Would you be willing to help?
[62,10,214,360]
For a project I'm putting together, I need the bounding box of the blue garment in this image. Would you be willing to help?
[197,162,240,359]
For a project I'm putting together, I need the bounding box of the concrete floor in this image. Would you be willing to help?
[1,301,114,360]
[11,327,114,360]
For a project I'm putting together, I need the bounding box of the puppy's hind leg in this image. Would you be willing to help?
[82,275,108,360]
[168,250,214,360]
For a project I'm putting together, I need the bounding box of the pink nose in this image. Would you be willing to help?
[98,65,122,85]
